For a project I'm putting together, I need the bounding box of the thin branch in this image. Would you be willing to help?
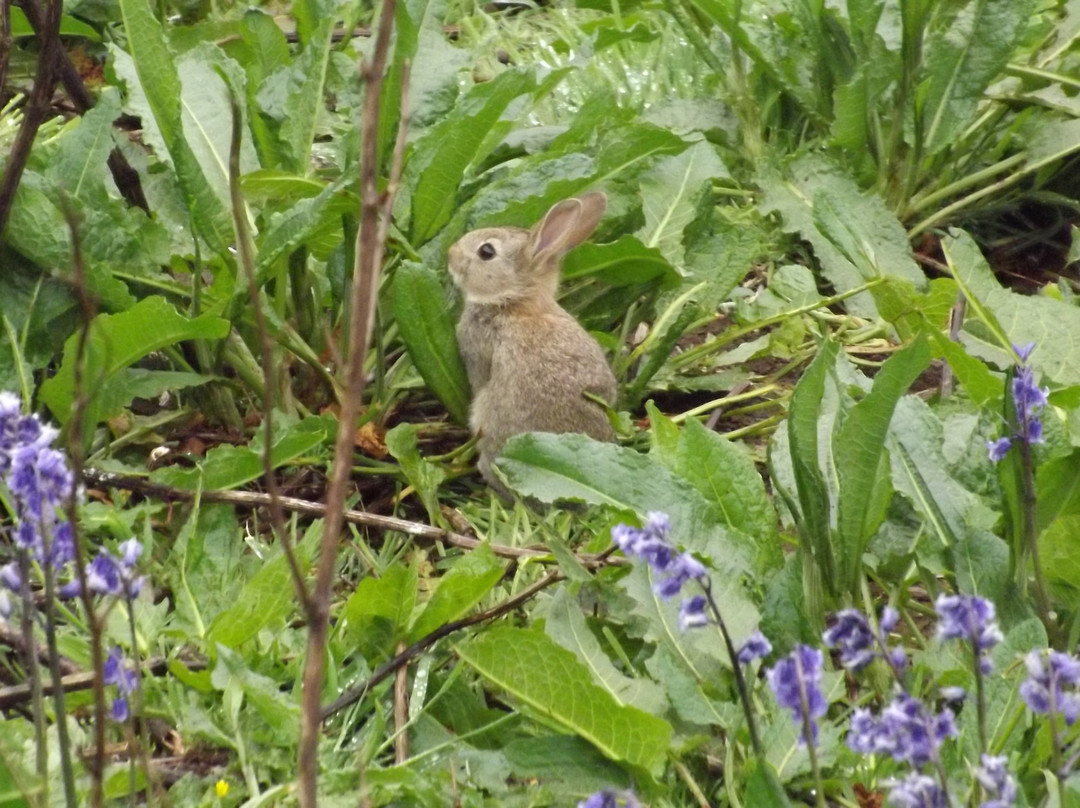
[0,0,12,97]
[320,570,564,721]
[0,620,80,677]
[297,0,406,798]
[0,656,199,709]
[80,468,624,569]
[0,0,63,239]
[226,87,310,609]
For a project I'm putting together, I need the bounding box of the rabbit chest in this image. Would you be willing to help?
[456,300,616,447]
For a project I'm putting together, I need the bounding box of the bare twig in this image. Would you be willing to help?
[80,468,624,569]
[297,0,408,799]
[0,620,80,677]
[393,640,408,763]
[0,0,12,97]
[0,656,198,709]
[320,570,564,721]
[226,88,310,609]
[0,0,62,239]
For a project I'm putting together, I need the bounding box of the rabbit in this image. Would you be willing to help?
[448,192,617,493]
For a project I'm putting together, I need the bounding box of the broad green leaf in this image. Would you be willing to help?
[117,0,233,252]
[408,69,536,243]
[496,432,754,568]
[93,369,216,423]
[637,139,728,267]
[48,90,121,201]
[1041,514,1080,610]
[456,626,672,773]
[927,330,1001,408]
[391,262,470,424]
[944,230,1080,386]
[758,155,925,318]
[542,586,667,714]
[921,0,1036,155]
[207,548,306,648]
[255,17,334,174]
[645,400,680,467]
[150,414,332,490]
[39,296,229,428]
[249,177,356,289]
[168,504,247,638]
[239,169,325,203]
[742,758,795,808]
[681,196,763,310]
[11,7,101,39]
[888,396,994,549]
[835,336,931,591]
[408,544,504,640]
[782,340,838,595]
[562,235,678,287]
[342,563,419,658]
[674,418,780,569]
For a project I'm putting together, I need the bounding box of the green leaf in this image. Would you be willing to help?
[342,562,419,659]
[48,90,121,201]
[543,586,667,714]
[758,155,925,319]
[637,139,728,267]
[150,414,332,490]
[207,547,307,648]
[944,229,1080,387]
[682,197,764,310]
[920,0,1036,155]
[456,626,672,774]
[385,422,448,522]
[496,432,754,567]
[409,544,504,641]
[39,296,230,429]
[117,0,234,252]
[391,262,470,424]
[561,235,678,287]
[742,758,795,807]
[408,69,536,244]
[781,340,838,595]
[674,418,780,570]
[927,330,1001,408]
[834,336,931,592]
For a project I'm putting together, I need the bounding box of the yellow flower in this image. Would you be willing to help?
[215,779,229,798]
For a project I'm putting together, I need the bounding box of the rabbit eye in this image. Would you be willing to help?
[477,242,497,260]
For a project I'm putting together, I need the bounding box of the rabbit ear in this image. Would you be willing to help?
[529,192,607,263]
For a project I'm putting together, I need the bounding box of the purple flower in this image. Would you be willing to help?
[767,645,827,745]
[86,553,123,596]
[975,753,1016,808]
[103,647,138,723]
[0,562,20,592]
[849,693,956,767]
[737,630,772,664]
[1020,650,1080,725]
[935,594,1002,673]
[577,790,640,808]
[986,437,1012,462]
[678,595,708,631]
[886,772,947,808]
[823,610,876,671]
[822,607,906,676]
[611,513,706,601]
[988,343,1049,462]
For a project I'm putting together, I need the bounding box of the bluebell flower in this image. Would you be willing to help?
[822,607,906,676]
[63,540,145,600]
[678,595,708,631]
[767,645,827,744]
[975,753,1016,808]
[935,593,1002,673]
[1019,650,1080,725]
[611,513,706,601]
[737,630,772,664]
[849,693,956,767]
[103,647,138,723]
[577,789,640,808]
[886,772,947,808]
[988,342,1049,462]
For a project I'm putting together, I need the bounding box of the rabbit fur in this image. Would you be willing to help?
[448,192,617,490]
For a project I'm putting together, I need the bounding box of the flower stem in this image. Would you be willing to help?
[701,580,763,758]
[793,652,827,808]
[1018,439,1056,645]
[973,647,988,755]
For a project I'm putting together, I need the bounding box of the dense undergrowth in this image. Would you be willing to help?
[2,0,1080,805]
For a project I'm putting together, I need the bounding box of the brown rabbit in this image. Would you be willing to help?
[448,192,617,492]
